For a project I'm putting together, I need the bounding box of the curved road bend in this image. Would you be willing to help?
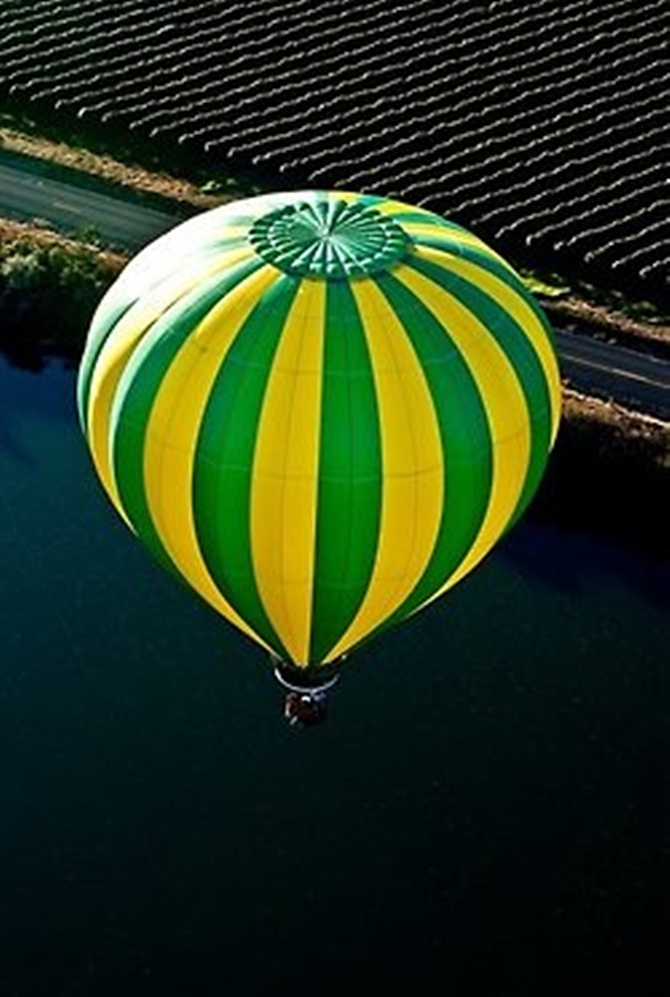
[1,154,668,420]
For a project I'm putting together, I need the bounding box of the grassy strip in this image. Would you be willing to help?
[538,294,670,358]
[519,266,669,340]
[0,219,123,368]
[531,391,669,555]
[0,119,253,211]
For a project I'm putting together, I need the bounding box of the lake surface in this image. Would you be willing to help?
[0,356,665,996]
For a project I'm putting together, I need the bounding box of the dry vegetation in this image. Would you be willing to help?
[540,295,670,354]
[0,216,123,368]
[0,122,229,211]
[534,390,669,553]
[0,214,125,267]
[562,389,669,464]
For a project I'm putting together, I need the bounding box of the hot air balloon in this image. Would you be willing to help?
[77,190,561,718]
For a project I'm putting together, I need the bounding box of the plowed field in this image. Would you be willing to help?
[0,0,667,307]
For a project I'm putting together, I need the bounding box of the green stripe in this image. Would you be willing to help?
[406,252,554,526]
[192,273,301,661]
[414,230,558,355]
[308,280,383,664]
[364,268,494,633]
[110,258,264,581]
[77,294,137,433]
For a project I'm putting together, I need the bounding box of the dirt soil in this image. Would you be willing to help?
[562,388,669,458]
[0,123,230,212]
[540,295,670,355]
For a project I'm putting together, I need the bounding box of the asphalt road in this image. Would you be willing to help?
[1,152,668,419]
[554,329,670,419]
[0,156,179,247]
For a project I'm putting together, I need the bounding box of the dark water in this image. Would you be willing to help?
[0,357,665,996]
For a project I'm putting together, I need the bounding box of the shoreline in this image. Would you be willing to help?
[530,390,668,556]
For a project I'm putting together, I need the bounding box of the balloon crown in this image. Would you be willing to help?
[248,196,413,279]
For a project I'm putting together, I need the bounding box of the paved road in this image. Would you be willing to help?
[0,156,180,247]
[554,329,670,419]
[1,152,668,419]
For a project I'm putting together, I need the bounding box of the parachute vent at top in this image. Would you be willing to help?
[77,189,561,670]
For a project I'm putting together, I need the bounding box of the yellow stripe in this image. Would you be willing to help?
[397,251,533,609]
[336,195,559,444]
[416,245,562,444]
[334,190,429,219]
[325,277,444,662]
[333,190,434,222]
[250,279,326,666]
[86,245,256,524]
[142,262,278,650]
[402,221,509,259]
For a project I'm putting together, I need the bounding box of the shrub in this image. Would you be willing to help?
[0,235,122,367]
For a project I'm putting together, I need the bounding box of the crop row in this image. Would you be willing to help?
[0,0,667,304]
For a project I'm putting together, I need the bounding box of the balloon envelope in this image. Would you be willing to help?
[78,190,561,669]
